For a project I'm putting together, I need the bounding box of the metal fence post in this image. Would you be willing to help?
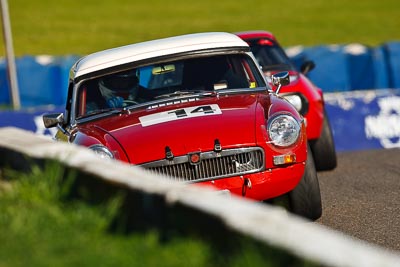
[0,0,20,110]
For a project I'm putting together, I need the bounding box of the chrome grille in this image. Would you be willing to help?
[140,147,264,182]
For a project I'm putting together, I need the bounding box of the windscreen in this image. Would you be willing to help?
[247,39,296,72]
[75,53,266,117]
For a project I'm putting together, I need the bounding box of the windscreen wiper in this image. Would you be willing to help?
[76,108,122,120]
[154,90,218,99]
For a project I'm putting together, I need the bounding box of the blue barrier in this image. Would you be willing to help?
[372,46,391,89]
[0,55,80,107]
[286,41,400,92]
[324,89,400,151]
[384,42,400,88]
[345,44,375,90]
[305,45,350,92]
[0,106,63,137]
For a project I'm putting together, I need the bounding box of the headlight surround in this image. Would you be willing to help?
[89,144,114,159]
[268,114,301,147]
[281,93,309,115]
[283,94,302,111]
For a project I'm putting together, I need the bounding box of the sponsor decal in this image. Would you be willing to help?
[364,96,400,148]
[139,104,222,127]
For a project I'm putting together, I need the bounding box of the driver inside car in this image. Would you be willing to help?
[98,70,139,108]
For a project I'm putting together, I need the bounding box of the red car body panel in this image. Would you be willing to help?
[73,93,307,200]
[197,163,304,201]
[94,96,257,164]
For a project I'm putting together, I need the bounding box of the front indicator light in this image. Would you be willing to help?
[273,154,296,166]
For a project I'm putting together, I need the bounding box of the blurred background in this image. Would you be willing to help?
[3,0,399,55]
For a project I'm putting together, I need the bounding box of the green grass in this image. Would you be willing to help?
[0,163,209,267]
[0,162,316,267]
[2,0,400,56]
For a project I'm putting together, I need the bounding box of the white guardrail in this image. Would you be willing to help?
[0,126,399,267]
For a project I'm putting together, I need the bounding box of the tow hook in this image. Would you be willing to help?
[241,177,252,196]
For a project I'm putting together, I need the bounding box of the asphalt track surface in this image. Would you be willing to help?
[316,148,400,253]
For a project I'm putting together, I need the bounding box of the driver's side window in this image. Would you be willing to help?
[76,81,108,117]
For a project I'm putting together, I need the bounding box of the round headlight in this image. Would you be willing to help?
[268,114,301,147]
[89,144,114,159]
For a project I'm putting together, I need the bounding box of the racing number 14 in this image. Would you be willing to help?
[139,104,222,127]
[169,105,218,118]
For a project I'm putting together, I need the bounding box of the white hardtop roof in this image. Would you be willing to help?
[73,32,249,79]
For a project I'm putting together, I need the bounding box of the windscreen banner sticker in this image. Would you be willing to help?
[139,104,222,127]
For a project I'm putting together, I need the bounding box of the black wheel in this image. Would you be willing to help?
[288,144,322,221]
[310,110,337,171]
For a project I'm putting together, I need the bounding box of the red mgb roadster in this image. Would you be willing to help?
[43,32,322,220]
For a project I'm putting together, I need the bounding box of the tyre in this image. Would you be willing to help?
[288,144,322,221]
[310,110,337,171]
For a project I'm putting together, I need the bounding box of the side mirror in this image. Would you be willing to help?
[43,113,64,128]
[271,71,290,94]
[300,60,315,75]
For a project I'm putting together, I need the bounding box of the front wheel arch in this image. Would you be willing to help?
[288,143,322,221]
[309,110,337,171]
[265,144,322,221]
